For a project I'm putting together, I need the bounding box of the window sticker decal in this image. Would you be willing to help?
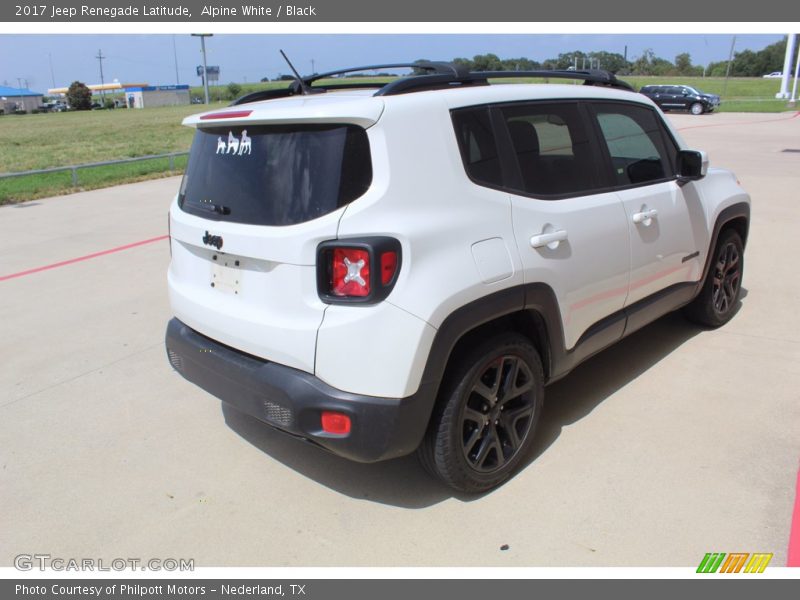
[215,130,253,156]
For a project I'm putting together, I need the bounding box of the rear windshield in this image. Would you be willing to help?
[179,123,372,226]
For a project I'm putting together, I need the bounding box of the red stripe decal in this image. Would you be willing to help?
[0,235,169,282]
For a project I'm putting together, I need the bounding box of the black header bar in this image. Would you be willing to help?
[2,0,798,22]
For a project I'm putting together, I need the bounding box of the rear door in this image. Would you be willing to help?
[168,121,374,374]
[496,101,631,350]
[664,86,688,110]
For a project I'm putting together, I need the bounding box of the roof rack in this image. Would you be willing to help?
[230,63,633,106]
[377,69,635,95]
[231,61,464,105]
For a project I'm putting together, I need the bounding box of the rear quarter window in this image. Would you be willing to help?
[451,107,503,188]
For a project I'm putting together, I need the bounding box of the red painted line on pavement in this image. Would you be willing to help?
[676,111,800,132]
[0,235,169,282]
[787,461,800,566]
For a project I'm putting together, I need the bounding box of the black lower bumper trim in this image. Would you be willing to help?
[165,318,436,463]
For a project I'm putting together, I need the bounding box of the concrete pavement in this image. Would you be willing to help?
[1,112,798,567]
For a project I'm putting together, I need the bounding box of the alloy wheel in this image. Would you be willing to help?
[460,355,536,473]
[712,241,741,315]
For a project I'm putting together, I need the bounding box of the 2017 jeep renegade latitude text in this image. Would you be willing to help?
[165,63,750,492]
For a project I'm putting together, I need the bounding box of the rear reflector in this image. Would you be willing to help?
[321,411,351,435]
[199,110,253,120]
[380,251,398,285]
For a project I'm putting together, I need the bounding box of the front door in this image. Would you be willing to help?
[588,101,707,306]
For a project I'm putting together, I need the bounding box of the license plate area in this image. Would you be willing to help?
[210,254,242,295]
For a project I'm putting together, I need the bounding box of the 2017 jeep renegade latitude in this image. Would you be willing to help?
[165,63,750,493]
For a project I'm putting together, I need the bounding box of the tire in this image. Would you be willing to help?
[684,229,744,327]
[690,102,704,115]
[418,333,544,493]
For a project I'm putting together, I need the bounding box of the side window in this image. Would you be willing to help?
[451,107,503,188]
[593,103,674,187]
[501,102,599,197]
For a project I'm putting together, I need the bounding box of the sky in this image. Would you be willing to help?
[0,33,786,92]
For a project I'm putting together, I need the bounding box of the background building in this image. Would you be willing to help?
[124,84,190,109]
[0,85,43,113]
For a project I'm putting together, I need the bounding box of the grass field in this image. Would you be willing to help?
[0,76,796,204]
[0,103,224,203]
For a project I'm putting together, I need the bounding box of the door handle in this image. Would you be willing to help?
[530,229,568,249]
[632,208,658,225]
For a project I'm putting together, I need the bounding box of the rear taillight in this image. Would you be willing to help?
[331,248,371,297]
[317,237,402,304]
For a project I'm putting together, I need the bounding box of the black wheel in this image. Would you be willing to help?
[418,333,544,493]
[684,229,744,327]
[690,102,704,115]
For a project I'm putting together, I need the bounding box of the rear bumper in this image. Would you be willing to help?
[165,318,436,462]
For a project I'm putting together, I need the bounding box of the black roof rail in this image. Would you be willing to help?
[230,61,459,106]
[231,63,633,106]
[376,68,635,95]
[305,61,467,84]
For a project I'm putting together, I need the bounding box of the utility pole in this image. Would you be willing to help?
[172,35,180,84]
[192,33,212,104]
[48,53,56,88]
[96,49,106,101]
[311,58,315,74]
[723,35,736,97]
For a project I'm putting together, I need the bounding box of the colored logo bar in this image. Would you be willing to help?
[697,552,773,573]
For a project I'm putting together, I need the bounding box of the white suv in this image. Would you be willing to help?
[165,64,750,492]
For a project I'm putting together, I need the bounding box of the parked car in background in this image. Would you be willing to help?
[639,84,720,115]
[762,72,783,78]
[42,101,67,112]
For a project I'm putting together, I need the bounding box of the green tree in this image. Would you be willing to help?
[66,81,91,111]
[675,53,693,74]
[589,51,629,73]
[708,37,798,78]
[226,82,242,100]
[452,57,474,70]
[555,51,588,70]
[471,53,504,71]
[630,49,677,76]
[500,57,541,71]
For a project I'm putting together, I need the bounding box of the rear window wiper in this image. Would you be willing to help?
[184,199,231,216]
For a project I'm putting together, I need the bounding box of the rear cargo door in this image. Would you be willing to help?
[168,121,373,374]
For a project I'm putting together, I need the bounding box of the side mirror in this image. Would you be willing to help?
[677,150,707,183]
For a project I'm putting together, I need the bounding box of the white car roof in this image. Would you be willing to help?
[184,82,654,128]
